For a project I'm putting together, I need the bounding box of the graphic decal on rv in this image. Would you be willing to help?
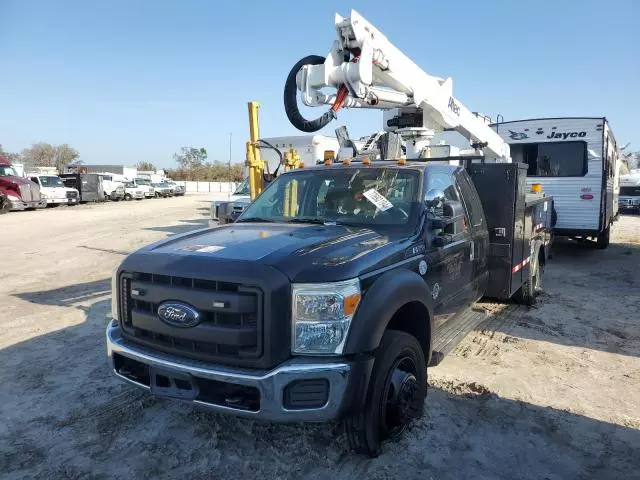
[508,130,529,140]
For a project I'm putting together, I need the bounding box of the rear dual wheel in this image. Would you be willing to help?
[345,330,426,457]
[515,252,542,306]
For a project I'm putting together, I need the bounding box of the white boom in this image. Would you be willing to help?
[292,9,510,161]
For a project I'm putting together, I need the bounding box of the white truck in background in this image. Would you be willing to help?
[492,117,619,248]
[96,173,125,201]
[27,173,79,207]
[619,173,640,214]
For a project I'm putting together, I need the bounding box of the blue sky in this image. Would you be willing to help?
[1,0,638,167]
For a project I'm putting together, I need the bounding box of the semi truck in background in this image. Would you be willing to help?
[492,117,619,248]
[0,156,46,211]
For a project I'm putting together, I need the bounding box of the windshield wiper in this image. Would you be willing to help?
[235,217,276,223]
[285,217,342,225]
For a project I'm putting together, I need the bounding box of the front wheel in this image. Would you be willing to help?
[345,330,426,457]
[124,193,132,201]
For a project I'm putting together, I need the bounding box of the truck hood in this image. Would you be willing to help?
[0,175,37,188]
[136,222,413,283]
[40,186,67,195]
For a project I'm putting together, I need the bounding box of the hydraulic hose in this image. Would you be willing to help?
[284,55,336,133]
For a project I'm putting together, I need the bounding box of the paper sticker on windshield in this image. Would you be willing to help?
[363,188,393,212]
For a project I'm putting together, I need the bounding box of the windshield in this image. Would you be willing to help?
[39,176,64,187]
[233,179,250,195]
[620,186,640,196]
[136,178,151,185]
[0,166,18,176]
[238,167,420,229]
[124,182,135,188]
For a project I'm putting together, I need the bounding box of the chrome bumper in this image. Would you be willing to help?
[106,320,355,421]
[9,199,46,210]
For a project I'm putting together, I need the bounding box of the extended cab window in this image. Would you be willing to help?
[455,172,485,228]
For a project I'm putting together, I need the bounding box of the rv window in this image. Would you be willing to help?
[513,141,588,177]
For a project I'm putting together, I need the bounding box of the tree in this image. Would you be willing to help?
[53,144,79,171]
[20,142,79,170]
[0,144,22,163]
[136,161,156,172]
[173,147,208,175]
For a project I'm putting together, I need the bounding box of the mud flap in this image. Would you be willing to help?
[149,366,199,400]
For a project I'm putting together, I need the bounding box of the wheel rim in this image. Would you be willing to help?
[380,356,419,437]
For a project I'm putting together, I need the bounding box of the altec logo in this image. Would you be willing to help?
[448,97,461,116]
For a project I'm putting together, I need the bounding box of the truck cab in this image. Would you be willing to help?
[210,179,251,225]
[0,156,46,211]
[122,181,145,201]
[28,174,75,207]
[107,158,552,456]
[100,174,125,201]
[619,174,640,214]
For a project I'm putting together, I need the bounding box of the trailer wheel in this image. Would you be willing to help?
[515,253,540,306]
[345,330,426,457]
[596,225,611,250]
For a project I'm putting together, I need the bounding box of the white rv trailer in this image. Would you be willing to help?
[492,117,619,248]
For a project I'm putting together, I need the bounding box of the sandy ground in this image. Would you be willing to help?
[1,196,639,480]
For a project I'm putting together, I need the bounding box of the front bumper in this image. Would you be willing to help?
[106,320,371,421]
[9,198,47,210]
[45,197,69,205]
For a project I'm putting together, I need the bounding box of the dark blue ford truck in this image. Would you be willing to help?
[107,158,553,455]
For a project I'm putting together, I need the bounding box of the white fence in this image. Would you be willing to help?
[172,181,239,194]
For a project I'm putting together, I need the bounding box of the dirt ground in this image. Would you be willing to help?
[1,196,639,480]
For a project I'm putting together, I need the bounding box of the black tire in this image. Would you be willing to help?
[345,330,426,457]
[104,193,110,201]
[596,225,611,249]
[124,193,132,201]
[515,253,540,306]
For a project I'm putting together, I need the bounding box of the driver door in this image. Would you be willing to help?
[422,168,474,326]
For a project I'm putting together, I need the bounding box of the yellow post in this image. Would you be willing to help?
[246,101,264,200]
[283,148,301,172]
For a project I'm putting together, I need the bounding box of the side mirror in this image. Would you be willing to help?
[429,199,466,238]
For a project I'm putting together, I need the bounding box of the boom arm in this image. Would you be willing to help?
[286,10,510,161]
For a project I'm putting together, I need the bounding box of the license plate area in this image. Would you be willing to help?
[149,366,199,400]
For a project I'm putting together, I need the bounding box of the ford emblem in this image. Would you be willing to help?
[157,302,201,328]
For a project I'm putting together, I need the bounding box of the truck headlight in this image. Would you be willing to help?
[292,279,361,355]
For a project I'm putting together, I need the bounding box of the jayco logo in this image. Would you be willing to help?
[509,130,529,140]
[547,131,587,139]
